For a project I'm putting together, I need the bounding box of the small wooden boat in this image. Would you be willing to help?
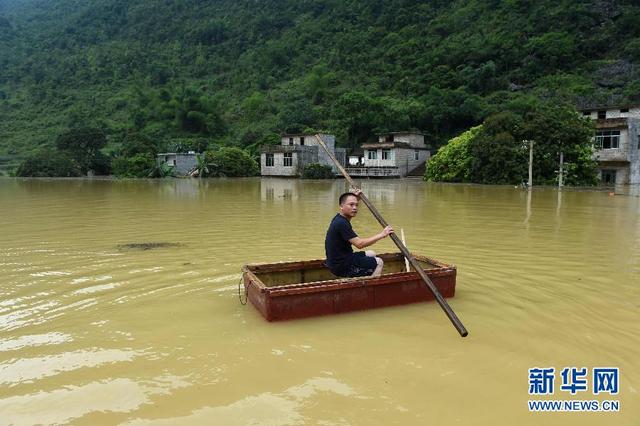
[242,252,456,321]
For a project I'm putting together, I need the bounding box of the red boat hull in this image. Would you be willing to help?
[242,252,456,321]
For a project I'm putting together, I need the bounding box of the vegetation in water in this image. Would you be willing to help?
[426,103,598,185]
[204,147,259,177]
[302,163,335,179]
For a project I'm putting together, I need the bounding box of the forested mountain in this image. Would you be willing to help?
[1,0,639,171]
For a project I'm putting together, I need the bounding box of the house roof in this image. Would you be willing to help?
[579,104,639,112]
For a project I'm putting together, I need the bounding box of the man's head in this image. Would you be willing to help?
[339,192,359,219]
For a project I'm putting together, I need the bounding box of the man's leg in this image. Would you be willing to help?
[365,250,384,277]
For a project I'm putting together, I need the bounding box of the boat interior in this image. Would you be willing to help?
[248,253,442,287]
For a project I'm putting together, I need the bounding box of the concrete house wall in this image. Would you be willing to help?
[359,132,430,177]
[157,153,198,176]
[260,133,343,177]
[377,132,426,148]
[582,106,640,185]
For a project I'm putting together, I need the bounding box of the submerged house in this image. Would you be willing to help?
[156,152,199,176]
[347,132,430,178]
[580,106,640,185]
[260,133,346,177]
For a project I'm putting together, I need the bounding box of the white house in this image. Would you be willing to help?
[580,106,640,185]
[260,133,345,177]
[347,132,430,177]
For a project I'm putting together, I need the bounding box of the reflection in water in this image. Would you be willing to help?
[0,178,639,424]
[523,188,532,228]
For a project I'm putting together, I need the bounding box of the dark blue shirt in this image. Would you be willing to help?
[325,213,357,275]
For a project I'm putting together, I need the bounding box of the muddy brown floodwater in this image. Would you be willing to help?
[1,178,638,425]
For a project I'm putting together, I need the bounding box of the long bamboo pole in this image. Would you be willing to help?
[314,134,468,337]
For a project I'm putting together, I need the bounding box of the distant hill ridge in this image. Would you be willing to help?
[0,0,639,164]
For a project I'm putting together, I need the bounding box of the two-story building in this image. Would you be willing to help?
[260,133,346,177]
[347,132,430,178]
[580,106,640,185]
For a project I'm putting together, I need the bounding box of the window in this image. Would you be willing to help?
[582,111,591,116]
[414,150,419,160]
[595,130,620,149]
[597,110,606,119]
[385,134,394,142]
[620,108,629,113]
[367,150,377,160]
[265,153,274,167]
[601,170,616,185]
[289,137,294,146]
[382,149,391,160]
[283,152,293,167]
[300,137,305,145]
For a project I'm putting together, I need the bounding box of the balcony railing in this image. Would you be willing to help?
[260,145,318,153]
[345,167,400,177]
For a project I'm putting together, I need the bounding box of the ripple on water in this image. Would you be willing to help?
[123,376,354,426]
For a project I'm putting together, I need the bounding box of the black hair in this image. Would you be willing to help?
[339,192,358,205]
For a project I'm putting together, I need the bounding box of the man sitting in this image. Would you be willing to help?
[324,189,394,278]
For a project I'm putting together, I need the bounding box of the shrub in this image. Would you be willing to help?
[302,163,334,179]
[204,147,259,177]
[425,126,481,182]
[15,149,81,177]
[112,153,156,178]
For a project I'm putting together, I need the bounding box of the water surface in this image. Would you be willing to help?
[0,178,638,425]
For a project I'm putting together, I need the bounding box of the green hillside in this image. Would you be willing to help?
[1,0,639,171]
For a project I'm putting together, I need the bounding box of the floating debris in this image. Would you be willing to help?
[117,242,184,251]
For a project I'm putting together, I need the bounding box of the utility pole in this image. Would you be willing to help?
[528,140,534,189]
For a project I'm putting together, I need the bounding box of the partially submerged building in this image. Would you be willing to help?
[156,152,199,176]
[580,106,640,185]
[260,133,346,177]
[347,132,430,178]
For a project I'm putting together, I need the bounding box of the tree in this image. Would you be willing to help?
[469,112,528,184]
[120,132,157,157]
[16,149,81,177]
[112,153,156,178]
[55,127,108,174]
[204,147,259,177]
[521,105,597,185]
[302,163,334,179]
[425,126,481,182]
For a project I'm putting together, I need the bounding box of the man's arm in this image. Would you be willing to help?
[349,225,394,249]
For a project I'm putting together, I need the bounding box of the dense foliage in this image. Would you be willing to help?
[111,153,156,178]
[424,126,481,183]
[426,104,598,185]
[302,163,335,179]
[204,147,259,177]
[1,0,639,177]
[15,149,81,177]
[55,127,110,175]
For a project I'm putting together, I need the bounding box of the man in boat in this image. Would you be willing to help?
[325,189,394,278]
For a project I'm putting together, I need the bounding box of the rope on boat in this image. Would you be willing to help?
[238,276,248,305]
